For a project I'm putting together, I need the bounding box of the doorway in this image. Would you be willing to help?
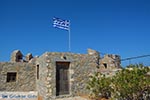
[56,62,70,96]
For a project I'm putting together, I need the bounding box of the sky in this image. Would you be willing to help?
[0,0,150,67]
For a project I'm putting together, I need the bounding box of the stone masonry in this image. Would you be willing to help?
[0,62,36,91]
[0,49,121,100]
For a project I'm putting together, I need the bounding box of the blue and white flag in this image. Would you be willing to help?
[53,17,70,31]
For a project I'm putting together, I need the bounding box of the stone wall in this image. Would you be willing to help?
[0,49,122,100]
[99,54,121,70]
[10,50,23,62]
[0,62,36,92]
[36,49,99,100]
[36,53,48,100]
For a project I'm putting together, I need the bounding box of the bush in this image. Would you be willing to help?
[87,72,111,99]
[87,64,150,100]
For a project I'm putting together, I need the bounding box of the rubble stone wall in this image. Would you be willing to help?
[0,49,121,100]
[0,62,36,92]
[37,50,99,99]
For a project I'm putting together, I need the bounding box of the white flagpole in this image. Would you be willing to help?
[68,20,71,52]
[53,17,71,51]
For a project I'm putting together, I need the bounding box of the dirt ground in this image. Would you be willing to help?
[55,96,88,100]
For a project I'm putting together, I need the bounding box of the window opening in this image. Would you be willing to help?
[37,65,39,79]
[103,63,107,69]
[7,72,17,82]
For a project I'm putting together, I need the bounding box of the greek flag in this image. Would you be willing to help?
[53,17,70,31]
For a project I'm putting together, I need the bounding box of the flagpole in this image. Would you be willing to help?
[53,17,71,52]
[68,20,71,52]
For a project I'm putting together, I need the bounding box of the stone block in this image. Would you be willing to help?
[70,69,74,74]
[70,78,74,82]
[47,77,52,81]
[47,85,51,88]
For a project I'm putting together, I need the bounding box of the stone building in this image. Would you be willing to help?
[0,49,121,100]
[99,54,121,75]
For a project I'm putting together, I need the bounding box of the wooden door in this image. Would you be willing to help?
[56,62,70,96]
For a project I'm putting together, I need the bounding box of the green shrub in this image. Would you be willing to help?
[87,64,150,100]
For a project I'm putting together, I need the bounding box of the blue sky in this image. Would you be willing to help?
[0,0,150,66]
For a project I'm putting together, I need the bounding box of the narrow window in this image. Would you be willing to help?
[37,65,39,79]
[18,55,22,61]
[103,63,107,69]
[7,72,17,82]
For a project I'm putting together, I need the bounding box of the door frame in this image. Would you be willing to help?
[56,62,70,96]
